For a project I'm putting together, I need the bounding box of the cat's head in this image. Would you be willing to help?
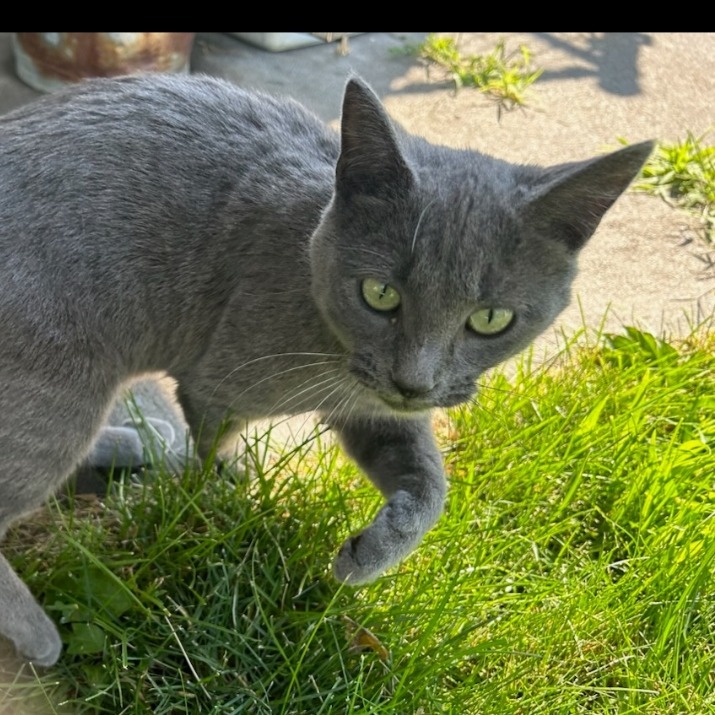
[310,78,652,414]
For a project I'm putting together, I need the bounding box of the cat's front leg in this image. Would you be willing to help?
[330,414,446,585]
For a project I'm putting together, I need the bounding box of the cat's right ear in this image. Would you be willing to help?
[335,78,414,201]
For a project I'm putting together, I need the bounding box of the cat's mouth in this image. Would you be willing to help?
[378,392,433,414]
[375,386,475,414]
[351,377,434,413]
[377,386,471,413]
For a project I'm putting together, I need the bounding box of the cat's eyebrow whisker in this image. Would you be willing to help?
[411,198,437,257]
[233,288,307,297]
[339,245,391,260]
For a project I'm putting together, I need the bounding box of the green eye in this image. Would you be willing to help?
[361,278,401,312]
[467,307,514,335]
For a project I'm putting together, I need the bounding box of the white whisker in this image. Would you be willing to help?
[210,352,344,400]
[266,369,345,415]
[326,383,363,427]
[291,378,353,438]
[411,199,437,256]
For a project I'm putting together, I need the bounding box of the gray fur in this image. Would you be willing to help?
[0,73,652,666]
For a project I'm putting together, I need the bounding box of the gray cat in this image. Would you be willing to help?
[0,73,652,667]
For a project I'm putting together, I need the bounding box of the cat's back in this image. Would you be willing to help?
[0,74,338,278]
[0,73,338,169]
[0,75,339,210]
[0,75,338,360]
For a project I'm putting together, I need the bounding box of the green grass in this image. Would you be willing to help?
[3,324,715,713]
[407,34,542,111]
[633,131,715,244]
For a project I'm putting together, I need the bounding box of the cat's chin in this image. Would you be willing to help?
[385,402,431,416]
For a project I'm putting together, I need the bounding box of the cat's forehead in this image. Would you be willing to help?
[408,138,528,200]
[401,189,522,299]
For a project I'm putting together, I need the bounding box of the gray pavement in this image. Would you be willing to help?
[1,32,713,355]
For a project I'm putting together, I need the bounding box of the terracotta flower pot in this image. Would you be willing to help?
[13,32,196,92]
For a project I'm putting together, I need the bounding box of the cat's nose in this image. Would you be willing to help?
[391,343,439,399]
[391,376,433,399]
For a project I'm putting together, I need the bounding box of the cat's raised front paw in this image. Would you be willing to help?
[333,490,439,585]
[333,531,388,585]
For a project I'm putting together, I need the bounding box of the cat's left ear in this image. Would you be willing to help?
[336,78,414,200]
[524,141,654,251]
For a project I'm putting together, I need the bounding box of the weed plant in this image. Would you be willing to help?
[411,34,541,111]
[633,131,715,244]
